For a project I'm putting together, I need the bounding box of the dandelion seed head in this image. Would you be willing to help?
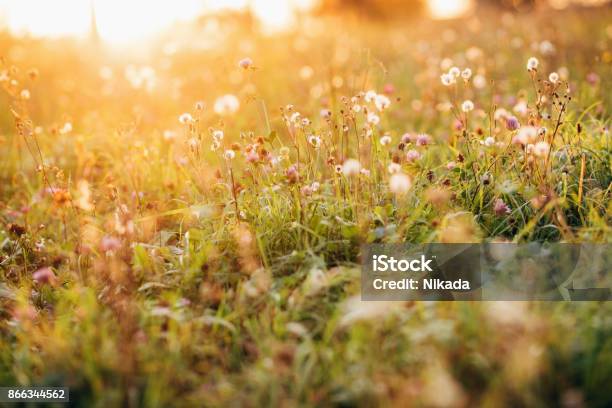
[214,94,240,116]
[380,135,392,146]
[179,113,193,124]
[527,57,539,71]
[224,150,236,160]
[342,159,361,176]
[389,173,412,195]
[461,68,472,80]
[461,100,474,112]
[548,72,559,84]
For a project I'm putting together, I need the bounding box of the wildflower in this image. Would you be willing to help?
[286,165,300,183]
[307,135,321,148]
[539,40,555,55]
[188,138,199,149]
[548,72,559,84]
[367,112,380,125]
[416,134,432,146]
[383,83,395,94]
[493,198,511,216]
[224,150,236,160]
[100,235,121,252]
[238,57,253,69]
[32,267,56,286]
[389,173,412,195]
[449,67,461,78]
[387,162,401,174]
[533,141,550,157]
[513,100,528,116]
[461,100,474,112]
[380,135,392,146]
[334,164,342,174]
[406,149,421,162]
[20,89,30,100]
[212,130,224,141]
[494,108,509,121]
[301,185,313,196]
[482,137,495,147]
[505,116,520,131]
[352,104,361,113]
[364,90,377,103]
[320,109,331,118]
[473,74,487,89]
[195,101,205,110]
[59,122,73,135]
[513,126,537,145]
[440,73,455,86]
[360,168,370,177]
[446,161,457,170]
[461,68,472,81]
[401,133,413,144]
[179,113,193,124]
[527,57,539,71]
[246,150,259,163]
[214,94,240,116]
[538,127,547,137]
[76,180,94,212]
[311,182,320,192]
[342,159,361,176]
[374,94,390,111]
[163,130,176,140]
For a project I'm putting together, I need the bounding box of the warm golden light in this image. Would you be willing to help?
[0,0,315,44]
[428,0,473,19]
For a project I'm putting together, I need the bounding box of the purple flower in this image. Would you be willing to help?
[505,116,520,131]
[493,198,511,216]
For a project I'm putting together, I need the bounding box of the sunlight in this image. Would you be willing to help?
[428,0,473,19]
[0,0,316,44]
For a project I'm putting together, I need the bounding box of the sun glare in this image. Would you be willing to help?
[428,0,473,19]
[0,0,315,44]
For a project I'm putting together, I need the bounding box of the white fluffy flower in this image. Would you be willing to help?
[461,68,472,80]
[213,94,240,116]
[380,135,392,146]
[179,113,193,124]
[224,150,236,160]
[527,57,539,71]
[461,100,474,112]
[342,159,361,176]
[389,173,412,195]
[367,112,380,125]
[548,72,559,84]
[533,141,550,157]
[374,94,391,111]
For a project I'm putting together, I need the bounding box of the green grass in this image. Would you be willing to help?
[0,8,611,407]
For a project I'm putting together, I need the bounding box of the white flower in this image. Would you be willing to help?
[224,150,236,160]
[360,168,370,177]
[527,57,539,71]
[20,89,30,100]
[389,173,412,195]
[367,112,380,125]
[380,135,392,146]
[440,73,455,86]
[212,130,224,141]
[374,94,391,111]
[307,135,321,148]
[548,72,559,84]
[533,141,550,157]
[513,100,528,116]
[364,90,377,103]
[482,137,495,147]
[320,109,331,118]
[342,159,361,176]
[387,162,401,174]
[461,100,474,112]
[60,122,73,134]
[179,113,193,124]
[449,67,461,78]
[352,104,361,113]
[461,68,472,80]
[513,126,537,145]
[473,74,486,89]
[213,94,240,116]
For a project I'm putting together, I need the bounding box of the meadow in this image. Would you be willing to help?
[0,6,611,407]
